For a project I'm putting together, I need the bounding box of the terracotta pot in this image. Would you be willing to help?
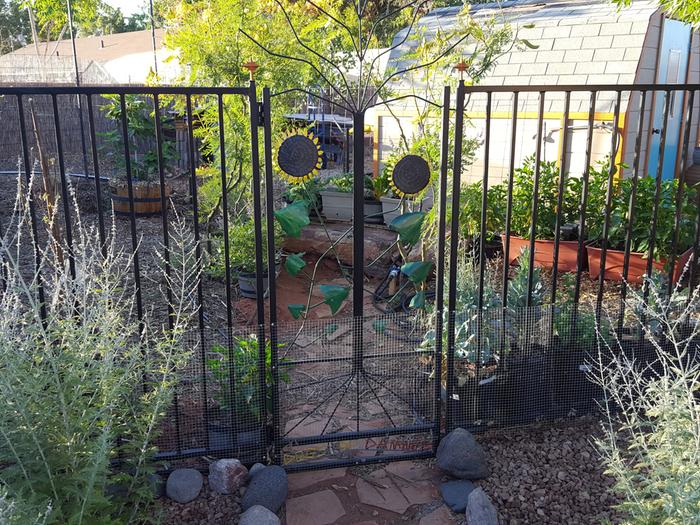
[587,246,692,285]
[110,181,171,218]
[504,235,581,272]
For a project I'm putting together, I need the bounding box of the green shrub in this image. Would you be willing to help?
[209,219,284,276]
[0,187,198,523]
[587,176,697,262]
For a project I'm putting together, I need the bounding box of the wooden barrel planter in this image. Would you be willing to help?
[110,181,171,218]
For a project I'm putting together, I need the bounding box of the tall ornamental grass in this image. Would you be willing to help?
[0,180,199,524]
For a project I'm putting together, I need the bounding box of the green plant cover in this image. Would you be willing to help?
[287,304,306,319]
[390,211,426,246]
[274,201,310,238]
[319,284,350,314]
[410,290,426,309]
[324,323,338,335]
[401,261,434,284]
[284,253,306,276]
[372,319,387,333]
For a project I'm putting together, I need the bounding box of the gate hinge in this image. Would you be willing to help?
[258,102,265,126]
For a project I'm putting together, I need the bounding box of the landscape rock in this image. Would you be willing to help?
[241,465,288,513]
[239,505,281,525]
[208,458,248,494]
[436,428,489,479]
[148,473,166,498]
[466,488,499,525]
[248,462,266,479]
[440,479,476,512]
[166,468,203,503]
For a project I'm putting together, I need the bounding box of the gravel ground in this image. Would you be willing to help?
[160,477,243,524]
[480,417,623,525]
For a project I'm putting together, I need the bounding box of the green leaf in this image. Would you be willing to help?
[521,22,535,29]
[372,319,387,333]
[284,253,306,276]
[410,291,426,309]
[319,284,349,314]
[274,201,310,238]
[324,323,338,335]
[401,261,434,284]
[389,212,426,246]
[521,39,539,50]
[287,304,306,319]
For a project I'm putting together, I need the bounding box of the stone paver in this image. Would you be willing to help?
[285,489,346,525]
[355,469,436,515]
[419,505,456,525]
[385,460,438,483]
[288,468,347,491]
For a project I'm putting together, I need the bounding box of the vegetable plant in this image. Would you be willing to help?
[208,219,284,276]
[208,334,288,421]
[100,94,178,182]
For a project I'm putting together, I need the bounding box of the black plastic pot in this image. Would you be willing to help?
[208,419,266,462]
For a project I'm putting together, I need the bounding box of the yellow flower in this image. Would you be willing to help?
[276,129,324,185]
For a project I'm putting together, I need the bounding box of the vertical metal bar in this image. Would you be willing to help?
[217,94,238,456]
[217,95,234,332]
[595,90,622,319]
[154,92,182,453]
[17,95,47,321]
[573,91,597,304]
[688,190,700,299]
[248,82,268,448]
[185,94,209,448]
[117,94,144,323]
[433,85,450,451]
[262,87,281,464]
[526,92,546,307]
[51,94,76,280]
[641,90,671,327]
[475,91,491,420]
[477,92,491,310]
[550,91,571,307]
[85,94,106,255]
[501,92,519,308]
[667,89,695,294]
[618,90,648,334]
[446,80,465,432]
[352,111,365,434]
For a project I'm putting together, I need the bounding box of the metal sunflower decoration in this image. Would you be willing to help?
[390,154,431,197]
[276,129,324,184]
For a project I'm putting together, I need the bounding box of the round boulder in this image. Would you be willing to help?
[166,468,203,503]
[436,428,489,479]
[241,465,288,513]
[440,479,476,513]
[248,462,266,479]
[239,505,281,525]
[208,458,248,495]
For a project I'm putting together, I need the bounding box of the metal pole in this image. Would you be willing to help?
[149,0,158,76]
[66,0,90,178]
[352,111,365,375]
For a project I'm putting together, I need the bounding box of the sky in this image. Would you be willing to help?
[103,0,146,17]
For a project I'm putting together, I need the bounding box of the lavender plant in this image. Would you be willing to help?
[593,276,700,524]
[0,179,199,524]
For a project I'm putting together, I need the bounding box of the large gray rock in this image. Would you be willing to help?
[239,505,281,525]
[466,488,499,525]
[440,479,476,513]
[209,458,248,494]
[166,468,203,503]
[436,428,489,479]
[241,465,288,513]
